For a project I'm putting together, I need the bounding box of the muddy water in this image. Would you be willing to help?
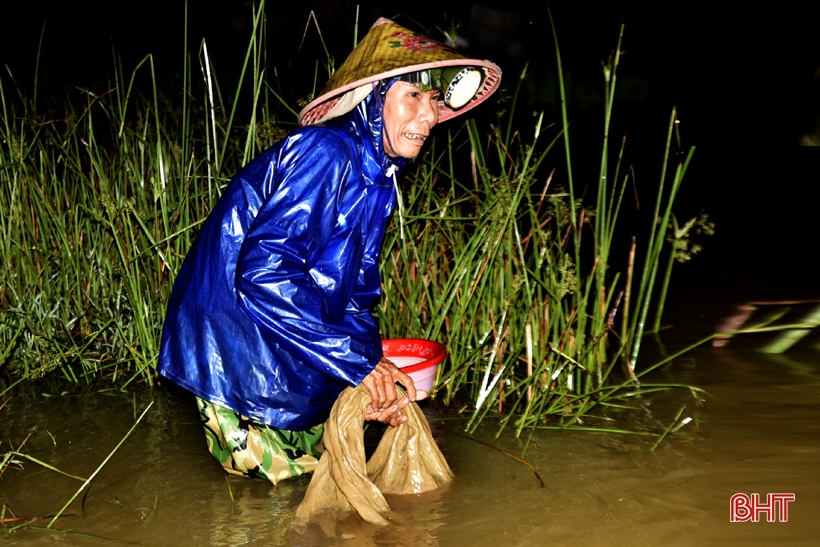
[2,296,819,545]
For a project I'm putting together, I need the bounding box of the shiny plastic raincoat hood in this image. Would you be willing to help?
[158,84,405,430]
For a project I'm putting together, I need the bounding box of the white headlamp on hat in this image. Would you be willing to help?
[396,67,486,110]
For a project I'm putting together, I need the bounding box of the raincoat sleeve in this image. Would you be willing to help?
[234,130,381,387]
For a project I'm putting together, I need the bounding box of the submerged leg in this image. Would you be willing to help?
[196,396,323,484]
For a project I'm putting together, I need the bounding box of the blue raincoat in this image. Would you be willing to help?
[158,85,405,430]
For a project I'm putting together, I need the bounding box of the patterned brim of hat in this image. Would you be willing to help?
[298,18,502,126]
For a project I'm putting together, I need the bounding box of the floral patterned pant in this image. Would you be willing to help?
[196,397,323,484]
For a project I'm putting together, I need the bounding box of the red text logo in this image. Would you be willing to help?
[730,493,795,522]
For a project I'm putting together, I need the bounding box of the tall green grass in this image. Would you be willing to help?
[1,9,699,442]
[0,1,274,389]
[376,20,697,444]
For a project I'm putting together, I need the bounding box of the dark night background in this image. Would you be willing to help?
[2,1,819,309]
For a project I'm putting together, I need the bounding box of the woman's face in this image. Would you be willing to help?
[382,81,440,159]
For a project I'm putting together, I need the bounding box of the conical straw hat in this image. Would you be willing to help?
[298,18,502,126]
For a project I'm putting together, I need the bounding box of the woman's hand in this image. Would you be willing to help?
[361,357,427,426]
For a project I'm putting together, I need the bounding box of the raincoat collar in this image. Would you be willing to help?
[330,80,406,187]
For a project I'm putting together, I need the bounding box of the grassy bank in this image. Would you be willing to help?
[0,8,699,441]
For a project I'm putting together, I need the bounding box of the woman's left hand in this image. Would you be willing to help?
[362,357,427,426]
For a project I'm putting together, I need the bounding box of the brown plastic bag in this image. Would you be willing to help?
[293,385,453,527]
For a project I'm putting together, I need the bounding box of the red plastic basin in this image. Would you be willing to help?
[381,338,447,392]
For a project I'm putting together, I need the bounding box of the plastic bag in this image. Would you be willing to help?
[293,384,453,527]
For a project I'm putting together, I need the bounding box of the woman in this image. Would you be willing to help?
[157,18,501,483]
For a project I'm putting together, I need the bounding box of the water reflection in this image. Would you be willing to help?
[2,341,820,546]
